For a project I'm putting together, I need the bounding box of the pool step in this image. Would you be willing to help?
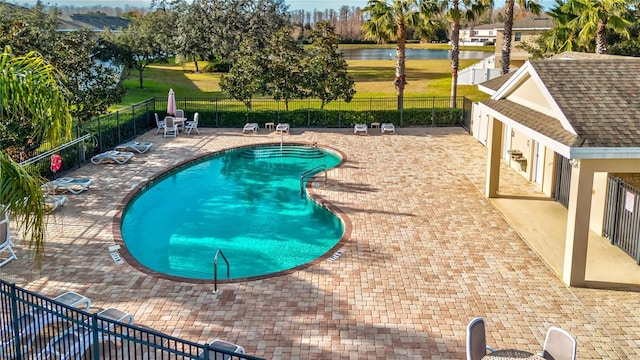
[240,147,325,159]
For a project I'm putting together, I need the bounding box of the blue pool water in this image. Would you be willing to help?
[121,145,343,280]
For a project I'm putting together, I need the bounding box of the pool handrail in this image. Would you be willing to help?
[213,249,230,292]
[300,165,327,196]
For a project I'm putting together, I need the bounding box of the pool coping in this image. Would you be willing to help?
[111,141,351,284]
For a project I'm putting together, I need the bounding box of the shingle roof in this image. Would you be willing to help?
[530,59,640,147]
[496,16,554,30]
[57,14,130,32]
[481,99,583,147]
[478,71,517,92]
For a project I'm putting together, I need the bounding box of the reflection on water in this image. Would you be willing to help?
[340,48,492,60]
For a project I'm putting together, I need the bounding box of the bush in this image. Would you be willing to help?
[203,59,232,73]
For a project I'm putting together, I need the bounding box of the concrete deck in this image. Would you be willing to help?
[2,127,639,359]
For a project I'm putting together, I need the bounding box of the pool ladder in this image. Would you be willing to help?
[300,165,327,196]
[213,249,229,292]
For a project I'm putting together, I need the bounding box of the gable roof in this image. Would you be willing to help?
[481,55,640,152]
[530,59,640,148]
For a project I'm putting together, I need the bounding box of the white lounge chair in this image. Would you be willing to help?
[37,307,133,360]
[0,291,92,356]
[45,195,67,212]
[115,141,153,154]
[185,113,200,135]
[199,339,246,360]
[381,123,396,134]
[275,123,290,134]
[91,151,134,165]
[155,113,165,134]
[43,177,92,195]
[0,210,17,267]
[354,123,368,135]
[243,123,259,134]
[164,117,179,138]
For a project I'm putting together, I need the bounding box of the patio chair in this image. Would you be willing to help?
[539,327,576,360]
[466,317,496,360]
[198,339,246,360]
[115,141,153,154]
[155,113,165,134]
[243,123,259,134]
[42,177,92,195]
[90,151,134,165]
[353,123,368,135]
[0,210,17,267]
[0,291,91,357]
[175,109,185,118]
[381,123,396,134]
[164,117,179,138]
[44,195,67,212]
[36,307,133,360]
[185,113,200,135]
[275,123,290,134]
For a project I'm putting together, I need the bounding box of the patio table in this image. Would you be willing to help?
[483,349,544,360]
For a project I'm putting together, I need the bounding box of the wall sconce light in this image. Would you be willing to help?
[511,129,515,137]
[569,159,580,168]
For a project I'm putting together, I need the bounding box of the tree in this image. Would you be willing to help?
[434,0,492,107]
[262,29,308,110]
[173,0,214,72]
[306,22,356,109]
[562,0,631,54]
[362,0,428,110]
[1,4,126,124]
[500,0,542,74]
[0,46,73,259]
[53,30,125,123]
[219,38,265,109]
[101,10,173,89]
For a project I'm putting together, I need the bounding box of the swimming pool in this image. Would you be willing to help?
[120,145,344,281]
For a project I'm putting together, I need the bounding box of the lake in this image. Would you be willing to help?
[340,48,493,60]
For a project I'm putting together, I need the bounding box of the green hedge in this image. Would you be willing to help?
[196,108,463,128]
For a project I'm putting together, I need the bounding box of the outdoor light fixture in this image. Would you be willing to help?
[569,159,580,168]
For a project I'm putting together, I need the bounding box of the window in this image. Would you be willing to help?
[489,30,493,35]
[515,32,522,41]
[473,30,479,35]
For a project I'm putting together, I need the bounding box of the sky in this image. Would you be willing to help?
[14,0,371,12]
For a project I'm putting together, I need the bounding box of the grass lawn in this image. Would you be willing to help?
[115,52,491,111]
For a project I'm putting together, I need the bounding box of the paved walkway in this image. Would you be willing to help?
[2,127,638,359]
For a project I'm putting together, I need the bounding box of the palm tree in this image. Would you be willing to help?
[500,0,543,75]
[437,0,492,107]
[544,0,581,53]
[562,0,631,54]
[362,0,430,110]
[0,46,73,259]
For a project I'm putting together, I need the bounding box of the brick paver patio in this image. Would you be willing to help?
[2,127,638,359]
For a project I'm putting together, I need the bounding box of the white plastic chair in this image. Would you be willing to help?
[381,123,396,134]
[540,327,577,360]
[275,123,290,134]
[353,123,368,135]
[164,117,179,138]
[185,113,200,135]
[155,113,165,134]
[243,123,259,134]
[0,210,17,267]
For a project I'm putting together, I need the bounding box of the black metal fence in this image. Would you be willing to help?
[0,280,262,360]
[604,176,640,264]
[21,96,467,180]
